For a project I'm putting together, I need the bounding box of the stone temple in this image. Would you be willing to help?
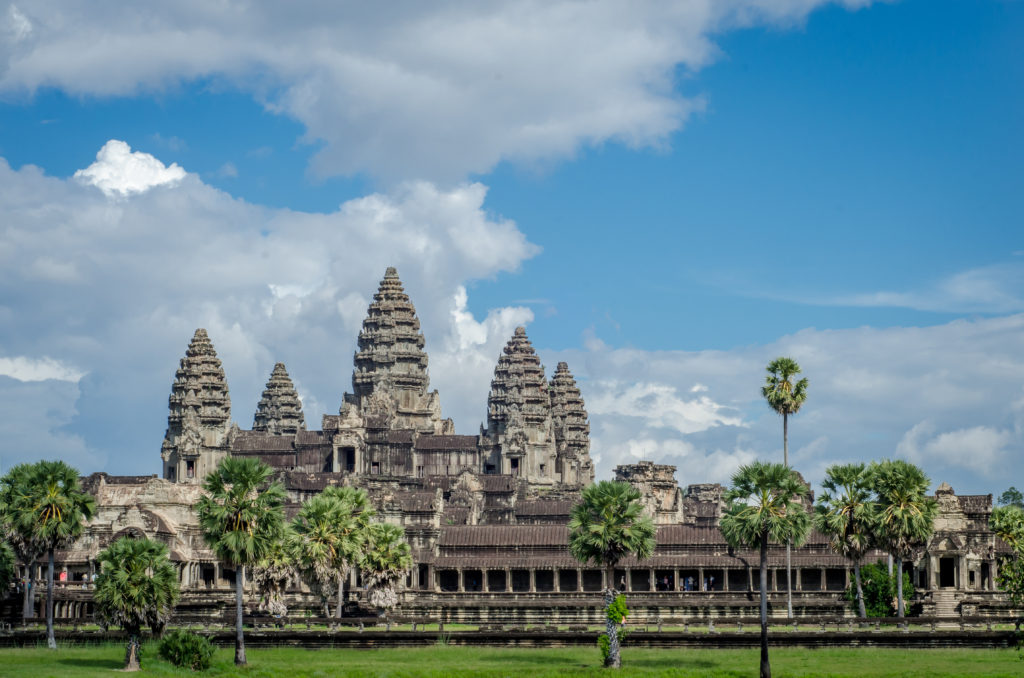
[35,268,1014,623]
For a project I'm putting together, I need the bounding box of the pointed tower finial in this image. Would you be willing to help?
[253,362,306,435]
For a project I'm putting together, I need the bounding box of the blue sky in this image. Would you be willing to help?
[1,0,1022,496]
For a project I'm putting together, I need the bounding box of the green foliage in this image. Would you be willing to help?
[292,486,375,613]
[844,560,914,617]
[606,594,628,624]
[568,480,656,569]
[2,460,96,552]
[597,627,629,665]
[990,506,1024,609]
[761,357,809,418]
[720,462,811,551]
[94,537,180,635]
[158,629,215,671]
[0,464,47,566]
[363,522,414,611]
[814,463,877,562]
[0,539,14,591]
[196,457,287,568]
[998,487,1024,509]
[251,526,298,617]
[869,460,937,561]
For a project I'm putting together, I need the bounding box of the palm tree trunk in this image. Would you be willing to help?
[124,628,141,671]
[854,562,866,619]
[783,412,793,619]
[336,575,344,618]
[22,559,34,620]
[235,565,246,665]
[46,549,55,649]
[896,558,904,619]
[759,537,771,678]
[604,564,620,669]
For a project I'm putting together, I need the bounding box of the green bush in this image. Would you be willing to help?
[598,594,630,663]
[158,629,214,671]
[845,560,915,617]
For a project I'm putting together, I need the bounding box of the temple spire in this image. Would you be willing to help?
[253,363,306,435]
[161,328,231,483]
[549,361,594,486]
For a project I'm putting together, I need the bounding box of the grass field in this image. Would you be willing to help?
[0,644,1021,677]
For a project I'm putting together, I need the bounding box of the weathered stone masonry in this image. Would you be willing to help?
[42,268,1013,622]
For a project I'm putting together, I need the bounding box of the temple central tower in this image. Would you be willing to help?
[342,267,444,433]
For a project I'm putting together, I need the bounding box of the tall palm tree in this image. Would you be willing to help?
[5,461,96,649]
[814,463,876,618]
[251,526,298,618]
[93,537,180,671]
[362,522,414,615]
[720,461,810,678]
[196,457,285,665]
[323,486,374,615]
[568,480,656,669]
[761,356,808,619]
[292,486,374,617]
[0,464,46,620]
[870,459,937,618]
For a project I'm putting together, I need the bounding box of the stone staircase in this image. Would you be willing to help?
[931,590,960,621]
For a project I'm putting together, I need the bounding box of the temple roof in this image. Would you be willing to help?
[487,326,550,434]
[549,361,589,453]
[252,363,306,435]
[164,328,231,438]
[352,267,430,400]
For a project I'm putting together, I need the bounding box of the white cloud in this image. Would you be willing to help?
[0,355,84,382]
[73,140,186,197]
[1,1,876,182]
[588,381,743,435]
[0,144,540,471]
[897,421,1013,474]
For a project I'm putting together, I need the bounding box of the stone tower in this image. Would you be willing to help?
[486,327,557,483]
[253,363,306,435]
[342,267,444,433]
[549,361,594,486]
[161,329,232,484]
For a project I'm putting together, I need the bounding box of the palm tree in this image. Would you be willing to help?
[761,356,808,619]
[0,539,15,593]
[870,459,937,618]
[989,505,1024,607]
[251,526,298,619]
[0,464,46,621]
[5,461,96,649]
[720,461,810,678]
[292,486,374,617]
[814,463,876,618]
[93,537,180,671]
[362,522,414,618]
[196,457,286,665]
[568,480,656,669]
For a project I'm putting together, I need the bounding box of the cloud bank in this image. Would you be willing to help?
[2,1,873,182]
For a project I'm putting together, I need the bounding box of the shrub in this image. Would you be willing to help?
[158,629,215,671]
[598,594,630,664]
[845,560,915,617]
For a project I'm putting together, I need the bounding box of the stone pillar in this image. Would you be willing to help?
[554,569,560,593]
[649,569,655,592]
[819,568,826,591]
[625,568,632,592]
[795,568,802,592]
[577,569,584,592]
[722,569,729,592]
[674,569,681,591]
[482,570,489,593]
[844,568,850,588]
[991,560,998,591]
[959,556,968,590]
[698,568,704,592]
[458,569,465,592]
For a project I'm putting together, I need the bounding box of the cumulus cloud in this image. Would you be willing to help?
[0,1,876,182]
[73,140,186,197]
[0,144,537,472]
[546,314,1024,493]
[0,356,84,382]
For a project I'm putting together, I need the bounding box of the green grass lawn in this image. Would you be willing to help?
[0,644,1021,677]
